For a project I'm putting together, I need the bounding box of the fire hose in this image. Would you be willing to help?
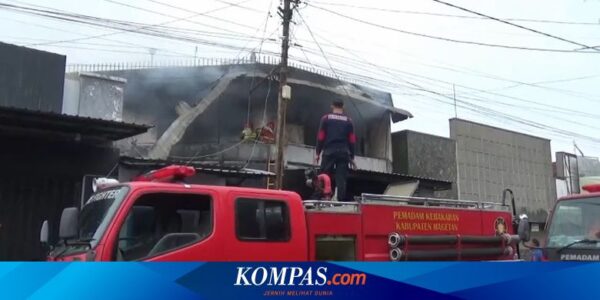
[390,247,514,261]
[388,232,520,261]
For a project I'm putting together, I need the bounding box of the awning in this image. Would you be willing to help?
[0,106,150,141]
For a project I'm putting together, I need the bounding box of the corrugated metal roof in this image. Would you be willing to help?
[0,106,151,141]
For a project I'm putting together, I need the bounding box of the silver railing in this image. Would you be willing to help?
[361,194,510,211]
[303,200,360,213]
[65,55,361,85]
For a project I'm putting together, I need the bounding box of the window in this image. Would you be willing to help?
[115,193,212,261]
[236,198,290,241]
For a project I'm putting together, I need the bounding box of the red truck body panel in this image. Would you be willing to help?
[48,180,516,262]
[306,204,514,261]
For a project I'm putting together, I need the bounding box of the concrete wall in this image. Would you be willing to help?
[450,119,556,223]
[391,130,457,198]
[63,72,125,121]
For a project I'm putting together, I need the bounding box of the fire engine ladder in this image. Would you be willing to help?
[266,149,276,189]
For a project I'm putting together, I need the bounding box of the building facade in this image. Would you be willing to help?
[70,59,451,198]
[450,118,556,223]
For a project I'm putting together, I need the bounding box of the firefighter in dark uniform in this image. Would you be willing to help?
[314,99,356,202]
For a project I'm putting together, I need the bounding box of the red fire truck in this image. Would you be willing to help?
[529,184,600,261]
[40,165,524,262]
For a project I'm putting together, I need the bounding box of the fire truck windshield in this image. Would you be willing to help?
[547,197,600,250]
[78,186,129,247]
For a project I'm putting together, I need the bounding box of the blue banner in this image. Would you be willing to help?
[0,262,597,299]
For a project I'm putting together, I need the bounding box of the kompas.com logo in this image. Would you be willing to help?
[234,266,366,286]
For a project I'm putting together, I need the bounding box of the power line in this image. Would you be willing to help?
[285,33,600,141]
[307,3,600,54]
[247,0,273,125]
[212,0,264,13]
[0,1,287,57]
[431,0,598,51]
[486,74,600,92]
[3,0,255,46]
[286,52,600,146]
[121,0,254,31]
[242,77,274,169]
[308,1,600,26]
[294,38,600,120]
[295,8,365,124]
[295,21,600,101]
[2,4,272,42]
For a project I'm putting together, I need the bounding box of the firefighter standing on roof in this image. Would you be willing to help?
[314,99,356,202]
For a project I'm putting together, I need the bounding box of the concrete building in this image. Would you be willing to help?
[391,130,457,198]
[450,118,556,223]
[66,58,452,198]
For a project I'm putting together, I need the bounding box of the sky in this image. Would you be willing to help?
[2,0,600,158]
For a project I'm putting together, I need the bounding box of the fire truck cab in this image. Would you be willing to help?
[532,184,600,261]
[40,166,523,262]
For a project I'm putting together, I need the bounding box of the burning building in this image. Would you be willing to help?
[70,58,451,198]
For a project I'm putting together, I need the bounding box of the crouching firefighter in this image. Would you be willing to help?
[305,169,333,200]
[314,99,357,202]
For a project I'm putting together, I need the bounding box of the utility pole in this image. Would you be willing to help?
[453,84,457,118]
[274,0,294,189]
[149,48,157,65]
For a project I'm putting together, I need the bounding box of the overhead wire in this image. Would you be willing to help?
[294,37,600,120]
[243,0,275,168]
[171,3,280,164]
[211,0,264,13]
[0,2,289,59]
[294,21,600,101]
[288,29,600,143]
[295,7,366,125]
[307,3,600,54]
[105,0,252,33]
[0,0,256,46]
[308,1,600,26]
[0,16,194,57]
[430,0,598,51]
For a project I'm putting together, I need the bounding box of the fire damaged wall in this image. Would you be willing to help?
[104,63,405,166]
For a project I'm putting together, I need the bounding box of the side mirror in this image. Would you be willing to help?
[40,220,49,244]
[517,215,531,242]
[59,207,79,240]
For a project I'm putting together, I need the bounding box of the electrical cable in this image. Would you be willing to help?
[295,8,366,124]
[308,3,600,54]
[242,77,274,169]
[284,34,600,143]
[104,0,251,34]
[308,1,600,26]
[294,21,600,100]
[143,0,255,30]
[0,0,255,46]
[296,31,600,120]
[430,0,598,51]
